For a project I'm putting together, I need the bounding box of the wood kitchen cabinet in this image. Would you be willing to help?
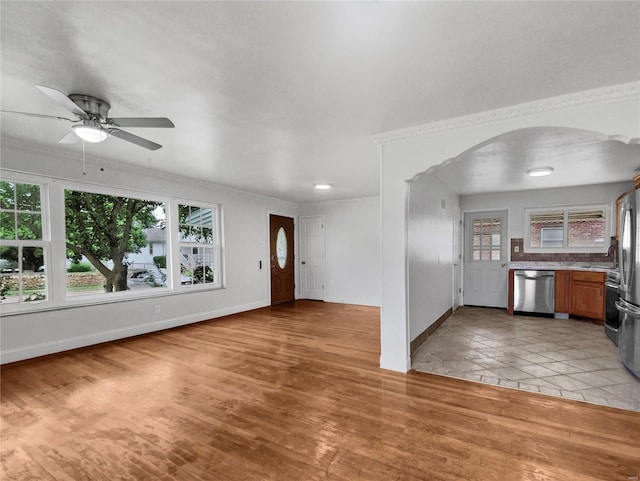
[570,271,605,323]
[554,271,571,313]
[508,269,606,323]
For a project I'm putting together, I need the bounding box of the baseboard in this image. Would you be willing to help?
[0,299,269,364]
[379,354,412,373]
[323,296,380,307]
[410,308,452,356]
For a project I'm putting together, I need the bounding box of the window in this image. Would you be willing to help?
[472,218,502,261]
[178,203,221,287]
[526,205,608,252]
[0,180,48,305]
[64,188,168,297]
[0,171,225,313]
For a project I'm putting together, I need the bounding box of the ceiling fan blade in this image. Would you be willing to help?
[58,131,79,144]
[108,128,162,151]
[36,85,88,118]
[107,117,175,128]
[0,110,78,122]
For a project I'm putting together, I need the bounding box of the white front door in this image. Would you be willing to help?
[463,210,508,308]
[299,215,324,300]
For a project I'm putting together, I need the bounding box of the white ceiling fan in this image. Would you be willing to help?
[2,85,174,151]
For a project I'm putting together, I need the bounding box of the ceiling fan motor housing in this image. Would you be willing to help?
[68,94,110,119]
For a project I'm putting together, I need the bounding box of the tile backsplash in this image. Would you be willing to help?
[510,237,617,263]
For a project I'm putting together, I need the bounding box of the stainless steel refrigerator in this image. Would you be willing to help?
[617,189,640,378]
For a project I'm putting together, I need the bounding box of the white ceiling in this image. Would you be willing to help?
[433,127,640,195]
[1,1,639,202]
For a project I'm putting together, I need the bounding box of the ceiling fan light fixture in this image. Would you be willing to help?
[527,167,554,177]
[73,124,109,143]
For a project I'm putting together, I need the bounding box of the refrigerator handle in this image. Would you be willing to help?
[615,298,640,316]
[619,202,634,293]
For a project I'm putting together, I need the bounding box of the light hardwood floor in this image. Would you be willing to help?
[2,301,639,481]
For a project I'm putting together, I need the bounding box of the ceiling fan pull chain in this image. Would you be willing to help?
[82,140,87,176]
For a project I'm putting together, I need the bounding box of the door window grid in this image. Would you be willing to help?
[472,218,501,261]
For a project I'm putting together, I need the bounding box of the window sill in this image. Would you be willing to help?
[0,285,225,317]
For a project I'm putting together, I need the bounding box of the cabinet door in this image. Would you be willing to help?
[570,280,605,322]
[555,271,571,313]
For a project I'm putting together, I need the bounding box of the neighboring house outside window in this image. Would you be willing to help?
[179,203,220,287]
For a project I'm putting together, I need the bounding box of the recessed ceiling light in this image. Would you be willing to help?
[527,167,554,177]
[314,183,331,190]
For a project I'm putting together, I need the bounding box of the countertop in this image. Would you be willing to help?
[508,262,617,272]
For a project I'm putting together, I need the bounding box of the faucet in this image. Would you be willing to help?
[607,244,618,268]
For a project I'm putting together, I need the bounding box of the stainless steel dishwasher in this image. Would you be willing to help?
[513,270,555,314]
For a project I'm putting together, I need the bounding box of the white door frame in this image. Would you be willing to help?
[299,215,325,300]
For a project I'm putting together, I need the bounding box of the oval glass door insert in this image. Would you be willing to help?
[276,227,287,268]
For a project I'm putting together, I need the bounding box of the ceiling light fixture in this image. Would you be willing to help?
[314,183,332,190]
[527,167,554,177]
[72,120,109,143]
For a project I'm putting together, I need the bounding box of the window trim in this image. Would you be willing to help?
[524,203,610,253]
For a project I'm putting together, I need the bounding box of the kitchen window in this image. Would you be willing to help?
[525,205,608,252]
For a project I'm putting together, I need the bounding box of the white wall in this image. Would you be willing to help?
[300,196,380,307]
[407,173,459,341]
[378,83,640,372]
[461,181,632,239]
[0,139,299,363]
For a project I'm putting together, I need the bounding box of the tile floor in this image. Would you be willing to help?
[412,306,640,411]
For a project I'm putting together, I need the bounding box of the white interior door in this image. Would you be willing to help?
[300,215,324,300]
[452,207,462,311]
[463,210,508,308]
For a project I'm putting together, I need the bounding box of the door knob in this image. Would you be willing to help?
[301,261,306,265]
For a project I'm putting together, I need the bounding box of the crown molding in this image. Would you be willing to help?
[373,81,640,145]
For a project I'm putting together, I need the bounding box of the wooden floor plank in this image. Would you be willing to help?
[2,301,639,481]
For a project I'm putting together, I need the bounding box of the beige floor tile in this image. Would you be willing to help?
[538,386,562,397]
[562,358,610,372]
[560,390,585,401]
[517,382,541,393]
[516,377,564,390]
[537,361,585,375]
[567,372,619,388]
[536,351,576,362]
[411,307,639,411]
[472,357,511,369]
[492,367,533,381]
[517,364,562,378]
[541,375,594,391]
